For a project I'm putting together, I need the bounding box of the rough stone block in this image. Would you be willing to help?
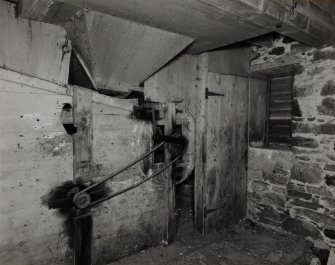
[272,185,286,194]
[296,155,310,161]
[312,49,335,62]
[292,137,319,148]
[293,86,314,98]
[259,217,281,227]
[289,198,323,210]
[292,99,302,117]
[287,182,306,193]
[294,208,335,227]
[320,197,335,209]
[293,122,335,135]
[248,168,263,181]
[269,46,285,55]
[263,171,289,186]
[259,205,288,223]
[281,218,321,239]
[317,98,335,117]
[325,175,335,186]
[319,123,335,135]
[251,180,270,193]
[291,162,323,184]
[287,189,312,200]
[324,164,335,172]
[292,117,304,122]
[263,192,286,209]
[321,80,335,96]
[307,185,333,197]
[248,192,262,202]
[327,154,335,161]
[324,229,335,240]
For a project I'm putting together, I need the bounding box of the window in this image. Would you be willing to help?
[267,76,294,146]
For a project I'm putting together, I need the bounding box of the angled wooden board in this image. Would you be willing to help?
[85,11,193,91]
[0,70,73,265]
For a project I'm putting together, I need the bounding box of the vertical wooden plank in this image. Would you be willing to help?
[163,103,176,244]
[73,213,92,265]
[73,86,93,184]
[194,54,209,234]
[233,76,249,221]
[143,54,205,234]
[248,78,268,146]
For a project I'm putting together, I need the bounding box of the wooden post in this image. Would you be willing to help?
[163,102,176,244]
[194,54,208,234]
[73,86,93,184]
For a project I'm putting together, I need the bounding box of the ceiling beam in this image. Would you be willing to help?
[17,0,335,53]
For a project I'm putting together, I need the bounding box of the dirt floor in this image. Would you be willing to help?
[109,206,322,265]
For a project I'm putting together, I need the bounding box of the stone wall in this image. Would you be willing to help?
[248,37,335,250]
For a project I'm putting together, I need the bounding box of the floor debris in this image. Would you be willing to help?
[109,208,320,265]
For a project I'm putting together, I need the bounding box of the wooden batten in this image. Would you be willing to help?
[73,86,93,184]
[248,78,268,145]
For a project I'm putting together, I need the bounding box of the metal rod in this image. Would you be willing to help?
[72,48,99,91]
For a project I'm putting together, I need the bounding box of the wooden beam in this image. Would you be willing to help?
[201,0,335,47]
[249,55,304,77]
[185,40,225,55]
[18,0,270,50]
[18,0,335,50]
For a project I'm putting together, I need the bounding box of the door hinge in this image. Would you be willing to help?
[205,87,225,99]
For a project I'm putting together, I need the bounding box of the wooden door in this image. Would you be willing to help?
[200,73,249,234]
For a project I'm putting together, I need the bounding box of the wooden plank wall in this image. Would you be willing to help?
[0,3,74,263]
[248,78,268,146]
[144,54,208,233]
[0,1,70,85]
[0,69,73,265]
[72,89,168,264]
[145,50,251,234]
